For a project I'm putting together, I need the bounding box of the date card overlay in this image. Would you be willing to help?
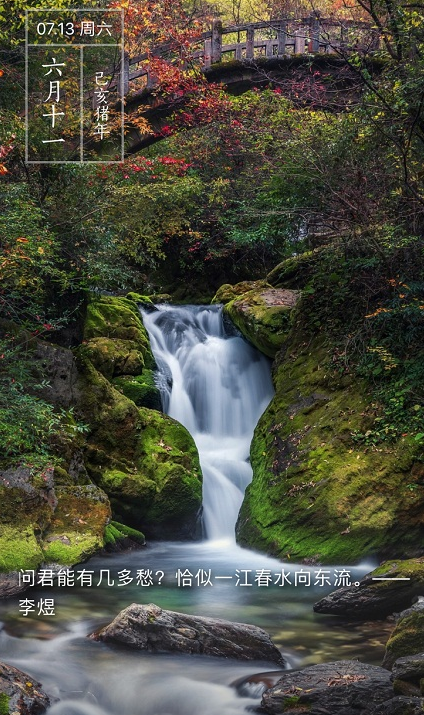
[25,8,125,163]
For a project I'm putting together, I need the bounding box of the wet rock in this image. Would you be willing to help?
[314,560,424,618]
[392,678,421,696]
[392,653,424,681]
[0,660,51,714]
[0,573,29,599]
[260,660,393,714]
[371,696,424,714]
[383,611,424,669]
[91,603,284,664]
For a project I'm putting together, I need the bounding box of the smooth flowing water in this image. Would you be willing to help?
[141,305,274,540]
[0,305,392,715]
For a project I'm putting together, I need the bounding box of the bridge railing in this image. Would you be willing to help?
[203,16,380,67]
[114,15,379,97]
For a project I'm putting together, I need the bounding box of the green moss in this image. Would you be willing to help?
[104,523,123,545]
[112,371,161,410]
[0,694,9,715]
[74,353,140,459]
[384,612,424,668]
[236,335,423,563]
[97,408,202,538]
[0,525,45,572]
[223,282,300,357]
[103,520,145,546]
[126,292,155,309]
[110,520,145,544]
[267,251,318,289]
[42,485,111,565]
[83,295,154,368]
[212,280,268,305]
[0,482,52,572]
[80,337,145,380]
[285,696,301,705]
[0,477,112,572]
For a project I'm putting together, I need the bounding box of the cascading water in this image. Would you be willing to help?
[0,304,384,715]
[141,304,274,541]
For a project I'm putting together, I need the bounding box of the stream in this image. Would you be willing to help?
[0,305,392,715]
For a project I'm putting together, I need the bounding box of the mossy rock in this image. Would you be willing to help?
[223,283,301,358]
[236,336,424,564]
[314,559,424,618]
[267,250,320,289]
[104,520,145,550]
[212,280,269,305]
[42,484,111,565]
[74,352,140,460]
[0,468,112,572]
[74,352,202,540]
[112,371,162,410]
[98,408,202,539]
[80,337,145,380]
[0,477,52,572]
[126,292,155,310]
[149,293,172,303]
[384,613,424,669]
[0,662,51,714]
[83,295,154,368]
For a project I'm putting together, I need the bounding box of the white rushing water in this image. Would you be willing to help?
[0,304,384,715]
[141,304,274,541]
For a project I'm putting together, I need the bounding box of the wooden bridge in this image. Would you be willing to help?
[90,15,381,155]
[117,14,380,96]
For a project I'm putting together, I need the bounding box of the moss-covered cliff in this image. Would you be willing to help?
[75,295,203,540]
[213,275,424,564]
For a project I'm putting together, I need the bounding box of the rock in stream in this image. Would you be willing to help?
[91,602,284,663]
[0,661,51,714]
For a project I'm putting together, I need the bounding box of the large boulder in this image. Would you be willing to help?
[236,332,424,563]
[260,660,393,714]
[314,559,424,618]
[91,603,284,664]
[0,466,111,577]
[215,281,300,358]
[97,408,202,539]
[80,295,155,387]
[0,661,51,714]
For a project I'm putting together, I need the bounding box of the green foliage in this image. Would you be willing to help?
[0,337,61,465]
[0,335,88,467]
[0,693,9,715]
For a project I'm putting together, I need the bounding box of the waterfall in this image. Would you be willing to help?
[141,305,274,541]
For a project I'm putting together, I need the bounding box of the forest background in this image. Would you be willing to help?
[0,0,424,479]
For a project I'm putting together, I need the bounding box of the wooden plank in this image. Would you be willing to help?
[211,19,223,64]
[118,51,129,98]
[246,27,254,59]
[204,37,212,68]
[235,43,243,60]
[294,28,305,54]
[277,23,287,55]
[308,12,320,52]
